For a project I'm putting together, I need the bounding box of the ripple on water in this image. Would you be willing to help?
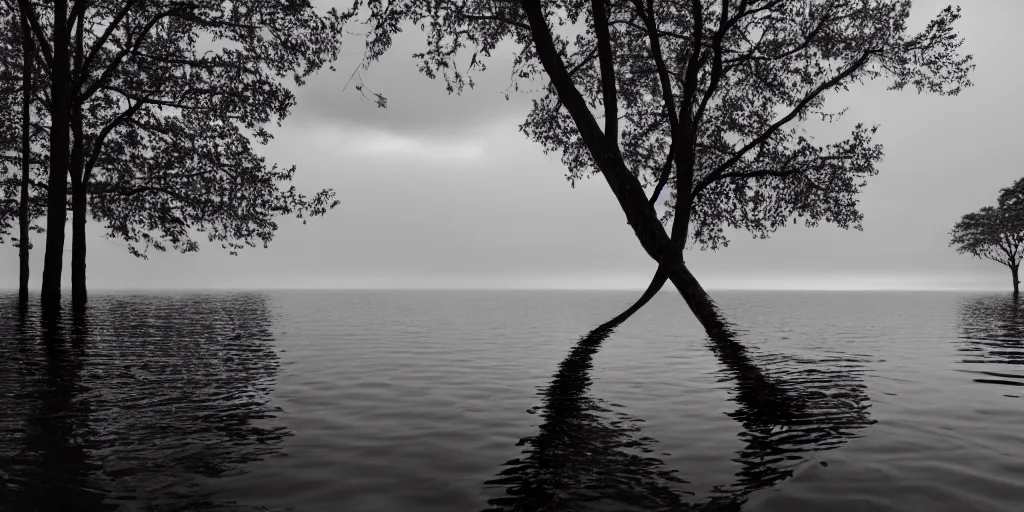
[1,290,1022,511]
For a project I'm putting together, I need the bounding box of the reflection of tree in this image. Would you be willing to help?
[0,294,288,511]
[482,321,695,512]
[483,307,874,511]
[956,295,1024,387]
[0,304,111,510]
[711,343,874,504]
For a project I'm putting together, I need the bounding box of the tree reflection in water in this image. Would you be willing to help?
[483,311,875,511]
[0,294,289,511]
[956,294,1024,389]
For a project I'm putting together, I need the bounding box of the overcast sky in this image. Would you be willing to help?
[2,0,1021,291]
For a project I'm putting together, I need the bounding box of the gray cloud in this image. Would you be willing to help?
[288,29,535,137]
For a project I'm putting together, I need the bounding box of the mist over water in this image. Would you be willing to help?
[1,290,1022,511]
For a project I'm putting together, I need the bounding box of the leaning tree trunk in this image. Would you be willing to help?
[18,7,33,306]
[40,0,71,312]
[520,0,732,340]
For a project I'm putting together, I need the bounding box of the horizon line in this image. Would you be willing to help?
[0,286,1011,293]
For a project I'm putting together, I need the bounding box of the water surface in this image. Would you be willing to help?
[1,290,1022,511]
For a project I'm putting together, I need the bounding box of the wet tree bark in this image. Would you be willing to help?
[18,7,33,306]
[41,0,71,312]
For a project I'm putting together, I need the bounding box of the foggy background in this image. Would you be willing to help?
[1,0,1019,291]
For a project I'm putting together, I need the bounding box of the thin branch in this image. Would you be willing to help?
[16,0,54,68]
[694,0,737,126]
[79,0,142,82]
[649,139,675,207]
[631,0,679,131]
[462,13,530,31]
[83,99,143,185]
[696,50,877,190]
[566,46,598,78]
[79,7,189,102]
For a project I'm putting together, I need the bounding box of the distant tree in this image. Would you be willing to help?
[11,0,347,310]
[352,0,973,337]
[950,178,1024,294]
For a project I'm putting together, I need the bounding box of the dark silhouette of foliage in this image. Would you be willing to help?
[7,0,347,309]
[950,178,1024,293]
[0,3,48,304]
[350,0,973,338]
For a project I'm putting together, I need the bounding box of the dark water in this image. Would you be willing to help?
[1,291,1022,511]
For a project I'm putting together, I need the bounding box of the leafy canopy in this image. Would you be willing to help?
[0,5,47,246]
[7,0,347,257]
[350,0,972,250]
[950,178,1024,268]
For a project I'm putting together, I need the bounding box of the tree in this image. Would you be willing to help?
[11,0,347,310]
[0,3,47,305]
[950,178,1024,294]
[352,0,973,339]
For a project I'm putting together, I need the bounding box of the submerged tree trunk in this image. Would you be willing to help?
[18,8,33,306]
[1012,264,1020,295]
[41,0,71,311]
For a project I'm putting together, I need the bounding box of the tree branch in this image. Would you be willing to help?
[566,46,598,78]
[694,0,737,126]
[79,0,142,83]
[462,13,530,31]
[591,0,618,144]
[79,6,189,102]
[83,99,144,185]
[16,0,54,69]
[631,0,679,132]
[649,139,675,207]
[695,50,877,191]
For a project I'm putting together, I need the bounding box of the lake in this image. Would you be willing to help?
[1,290,1022,511]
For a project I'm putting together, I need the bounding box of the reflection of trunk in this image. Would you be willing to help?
[1012,264,1020,295]
[18,8,32,306]
[41,0,70,311]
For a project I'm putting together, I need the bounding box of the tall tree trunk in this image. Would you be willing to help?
[1012,264,1020,295]
[70,17,87,311]
[41,0,71,311]
[18,7,33,306]
[70,183,87,309]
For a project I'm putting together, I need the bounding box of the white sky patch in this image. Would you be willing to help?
[298,122,486,163]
